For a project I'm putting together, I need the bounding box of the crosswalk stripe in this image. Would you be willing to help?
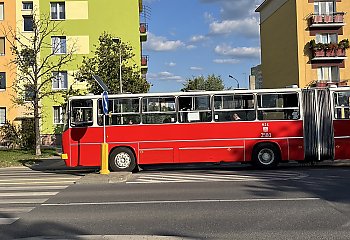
[0,177,80,182]
[0,180,77,185]
[0,186,68,191]
[0,218,20,225]
[0,207,34,213]
[0,192,59,197]
[0,199,48,204]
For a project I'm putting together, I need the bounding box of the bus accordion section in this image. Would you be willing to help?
[60,87,350,172]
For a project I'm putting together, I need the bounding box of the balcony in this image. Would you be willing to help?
[141,55,148,74]
[309,40,349,61]
[312,80,348,88]
[140,23,148,42]
[308,12,345,28]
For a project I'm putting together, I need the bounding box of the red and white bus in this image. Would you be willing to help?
[61,87,350,171]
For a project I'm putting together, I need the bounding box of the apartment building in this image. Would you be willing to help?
[256,0,349,89]
[0,0,17,126]
[1,0,148,145]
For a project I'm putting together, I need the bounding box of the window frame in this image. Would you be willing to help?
[0,107,5,125]
[333,91,350,119]
[0,3,4,21]
[317,66,339,82]
[257,92,301,121]
[142,96,177,125]
[53,106,64,124]
[22,1,34,10]
[51,36,67,54]
[52,71,68,90]
[213,93,256,122]
[23,15,34,32]
[50,2,65,20]
[98,97,142,126]
[0,72,5,90]
[178,95,212,123]
[0,37,5,55]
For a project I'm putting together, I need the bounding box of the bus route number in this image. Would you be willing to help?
[261,123,272,138]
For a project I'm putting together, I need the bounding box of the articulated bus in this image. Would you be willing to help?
[61,87,350,171]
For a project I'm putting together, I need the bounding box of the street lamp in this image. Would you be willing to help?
[112,38,123,94]
[229,75,240,89]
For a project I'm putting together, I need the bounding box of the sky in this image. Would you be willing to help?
[142,0,264,92]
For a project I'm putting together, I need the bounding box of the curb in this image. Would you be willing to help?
[75,172,133,184]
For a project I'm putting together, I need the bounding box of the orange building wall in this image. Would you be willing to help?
[0,0,18,123]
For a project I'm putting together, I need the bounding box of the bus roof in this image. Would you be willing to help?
[68,88,303,100]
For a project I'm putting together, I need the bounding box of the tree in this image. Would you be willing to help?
[181,74,226,92]
[75,32,150,94]
[1,13,75,155]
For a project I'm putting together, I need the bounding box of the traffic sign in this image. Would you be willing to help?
[102,91,108,115]
[93,75,109,92]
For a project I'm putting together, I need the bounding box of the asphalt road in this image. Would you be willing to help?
[1,163,350,239]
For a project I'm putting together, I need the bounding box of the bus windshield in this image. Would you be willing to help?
[70,99,93,127]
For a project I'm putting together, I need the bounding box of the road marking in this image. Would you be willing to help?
[43,197,320,206]
[0,191,59,197]
[0,207,34,213]
[0,177,80,182]
[127,171,308,184]
[0,186,67,191]
[0,199,48,204]
[0,218,20,225]
[0,181,77,185]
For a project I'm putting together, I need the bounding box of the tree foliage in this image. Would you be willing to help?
[75,32,150,94]
[181,74,226,92]
[1,13,75,155]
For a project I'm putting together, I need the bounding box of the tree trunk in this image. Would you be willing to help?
[34,99,41,156]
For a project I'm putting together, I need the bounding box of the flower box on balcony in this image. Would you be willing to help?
[336,48,346,57]
[338,81,348,87]
[334,13,344,23]
[314,49,325,57]
[324,15,333,23]
[316,80,327,87]
[325,49,336,57]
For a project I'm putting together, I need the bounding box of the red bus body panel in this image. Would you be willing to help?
[333,120,350,160]
[62,120,305,167]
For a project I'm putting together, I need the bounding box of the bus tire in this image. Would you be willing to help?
[252,143,280,169]
[109,147,137,172]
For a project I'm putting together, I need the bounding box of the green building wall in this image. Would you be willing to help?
[38,0,143,142]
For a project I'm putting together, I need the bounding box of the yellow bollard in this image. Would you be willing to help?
[100,143,110,175]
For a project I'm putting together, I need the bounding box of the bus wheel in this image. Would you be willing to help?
[252,143,280,169]
[109,147,137,172]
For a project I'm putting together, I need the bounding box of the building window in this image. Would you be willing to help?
[22,1,33,10]
[23,15,33,31]
[317,66,340,82]
[0,107,6,125]
[53,106,64,124]
[51,36,66,54]
[0,72,5,90]
[50,2,65,20]
[0,3,4,21]
[314,1,335,15]
[52,71,68,90]
[0,37,5,55]
[316,33,337,44]
[24,85,34,101]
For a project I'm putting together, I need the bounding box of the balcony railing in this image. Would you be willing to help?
[309,12,345,28]
[312,48,347,60]
[313,80,348,88]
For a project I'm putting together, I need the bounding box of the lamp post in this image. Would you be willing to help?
[112,38,123,94]
[229,75,240,89]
